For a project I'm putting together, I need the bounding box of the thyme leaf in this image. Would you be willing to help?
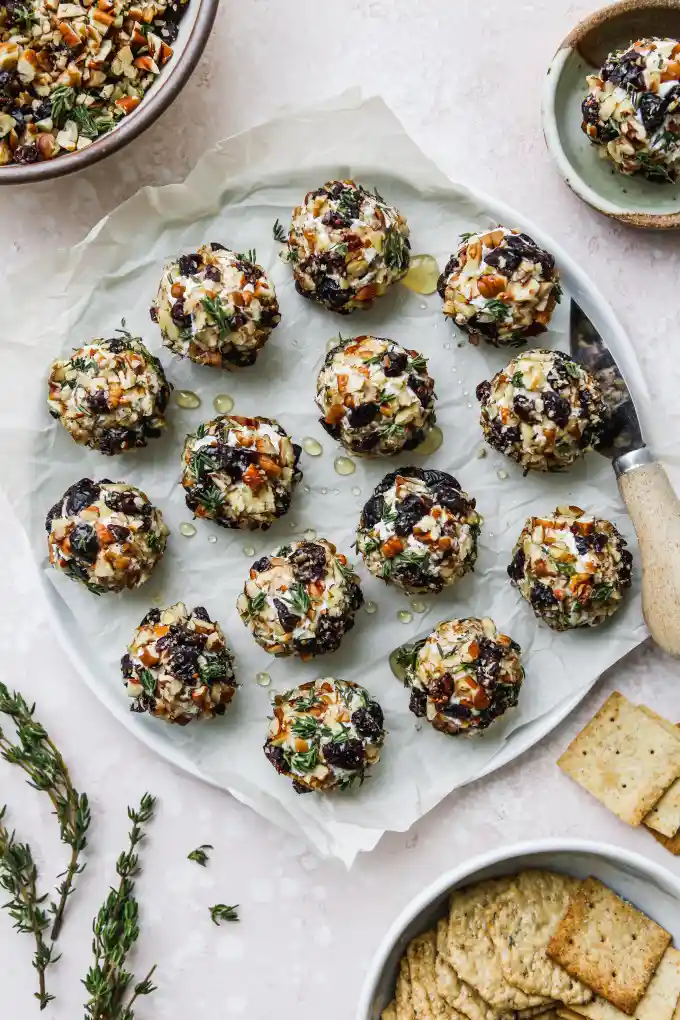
[187,844,213,867]
[272,219,287,243]
[209,903,239,925]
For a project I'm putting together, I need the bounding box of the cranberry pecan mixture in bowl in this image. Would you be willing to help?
[121,602,236,724]
[181,414,302,530]
[508,505,633,631]
[151,243,280,369]
[356,468,482,594]
[0,0,190,168]
[237,539,363,659]
[582,37,680,182]
[316,335,435,456]
[476,349,605,472]
[45,477,168,594]
[285,179,410,313]
[438,228,561,346]
[399,617,524,736]
[264,677,385,794]
[48,330,171,455]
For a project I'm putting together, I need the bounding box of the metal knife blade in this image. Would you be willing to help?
[569,299,644,463]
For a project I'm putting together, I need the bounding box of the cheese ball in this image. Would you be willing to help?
[264,678,385,793]
[285,180,410,313]
[237,539,363,659]
[121,603,237,725]
[181,415,302,530]
[151,243,280,369]
[401,617,524,735]
[438,228,561,346]
[316,335,435,456]
[45,478,168,595]
[508,505,633,631]
[582,38,680,182]
[356,468,482,594]
[476,349,606,472]
[47,333,171,455]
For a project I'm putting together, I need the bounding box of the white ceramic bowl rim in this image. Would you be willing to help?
[356,837,680,1020]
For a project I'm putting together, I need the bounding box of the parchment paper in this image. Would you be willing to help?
[0,94,646,865]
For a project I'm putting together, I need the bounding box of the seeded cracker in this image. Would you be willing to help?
[407,930,456,1019]
[641,717,680,839]
[557,692,680,826]
[554,946,680,1020]
[487,871,592,1005]
[446,879,553,1012]
[546,877,671,1014]
[397,955,416,1020]
[435,918,504,1020]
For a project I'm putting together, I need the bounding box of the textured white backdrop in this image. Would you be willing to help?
[1,2,680,1019]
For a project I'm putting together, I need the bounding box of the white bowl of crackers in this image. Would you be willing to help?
[358,839,680,1020]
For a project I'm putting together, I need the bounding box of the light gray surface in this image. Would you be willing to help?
[1,2,680,1019]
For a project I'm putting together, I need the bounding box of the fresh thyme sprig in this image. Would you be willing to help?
[272,219,287,243]
[209,903,239,925]
[82,793,157,1020]
[0,683,90,941]
[0,809,57,1010]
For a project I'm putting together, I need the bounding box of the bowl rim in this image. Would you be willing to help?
[541,0,680,229]
[356,836,680,1020]
[0,0,219,185]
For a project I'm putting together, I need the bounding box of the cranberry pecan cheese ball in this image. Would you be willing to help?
[121,603,237,725]
[45,478,168,595]
[400,617,524,735]
[285,180,410,313]
[237,539,363,659]
[476,349,606,472]
[47,332,171,455]
[316,335,435,456]
[582,38,680,182]
[356,468,482,594]
[181,415,302,530]
[151,243,280,369]
[437,228,561,347]
[264,678,385,793]
[508,505,633,632]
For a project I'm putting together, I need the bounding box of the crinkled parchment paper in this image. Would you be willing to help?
[0,94,647,865]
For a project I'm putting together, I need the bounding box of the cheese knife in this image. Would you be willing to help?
[570,300,680,658]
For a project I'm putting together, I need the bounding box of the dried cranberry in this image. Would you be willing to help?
[192,606,211,621]
[321,210,350,229]
[442,703,472,720]
[178,253,202,277]
[210,241,227,251]
[434,485,467,515]
[316,276,351,309]
[290,542,327,583]
[512,393,535,421]
[507,547,526,581]
[65,479,100,515]
[170,646,200,682]
[323,739,365,771]
[33,99,52,120]
[352,702,384,739]
[99,427,138,454]
[573,534,591,555]
[88,390,109,413]
[105,337,131,354]
[428,673,454,706]
[214,443,255,480]
[121,653,134,676]
[149,306,159,323]
[394,493,426,536]
[108,524,131,543]
[204,265,221,282]
[314,614,346,653]
[264,743,287,774]
[543,391,571,428]
[407,374,433,407]
[591,532,610,553]
[170,299,192,328]
[408,688,427,718]
[504,233,555,278]
[476,380,491,403]
[141,608,161,626]
[251,556,271,574]
[158,19,179,43]
[349,432,380,453]
[69,523,99,563]
[273,598,301,633]
[383,350,408,376]
[361,494,384,530]
[485,244,521,274]
[602,48,644,89]
[530,582,558,610]
[104,490,140,515]
[347,402,379,428]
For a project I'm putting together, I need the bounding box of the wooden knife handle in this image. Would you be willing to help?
[618,458,680,658]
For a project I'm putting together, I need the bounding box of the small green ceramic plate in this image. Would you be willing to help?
[542,0,680,228]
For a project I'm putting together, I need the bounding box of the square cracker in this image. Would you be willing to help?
[486,870,592,1005]
[643,721,680,838]
[397,956,415,1020]
[555,946,680,1020]
[407,929,461,1019]
[650,824,680,856]
[546,876,672,1015]
[557,693,680,826]
[446,878,553,1012]
[436,918,511,1020]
